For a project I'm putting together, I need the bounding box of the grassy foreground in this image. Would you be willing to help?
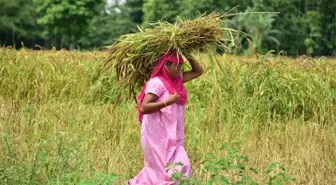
[0,49,335,184]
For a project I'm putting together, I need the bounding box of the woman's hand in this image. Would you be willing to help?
[140,92,179,114]
[182,54,204,83]
[165,92,179,105]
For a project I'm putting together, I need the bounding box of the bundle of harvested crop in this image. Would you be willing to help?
[104,12,240,98]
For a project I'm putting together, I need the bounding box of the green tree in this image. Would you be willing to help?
[34,0,102,50]
[0,0,42,47]
[181,0,251,16]
[142,0,251,22]
[302,0,336,56]
[143,0,183,22]
[259,0,335,56]
[237,5,281,53]
[258,0,307,55]
[125,0,144,24]
[320,0,336,56]
[0,0,334,55]
[79,0,138,48]
[303,10,322,55]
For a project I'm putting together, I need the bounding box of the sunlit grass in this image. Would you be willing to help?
[0,48,335,184]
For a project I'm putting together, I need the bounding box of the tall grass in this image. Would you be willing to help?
[0,48,335,184]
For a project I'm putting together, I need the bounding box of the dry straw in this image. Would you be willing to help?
[104,12,241,98]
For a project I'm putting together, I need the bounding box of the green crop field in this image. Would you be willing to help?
[0,49,335,185]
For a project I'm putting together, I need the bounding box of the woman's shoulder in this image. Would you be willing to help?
[145,76,167,96]
[147,76,164,86]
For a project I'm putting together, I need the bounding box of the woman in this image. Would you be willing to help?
[128,52,203,185]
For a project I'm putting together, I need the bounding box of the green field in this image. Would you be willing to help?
[0,49,335,185]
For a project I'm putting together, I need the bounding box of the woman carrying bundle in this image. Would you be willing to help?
[128,52,203,185]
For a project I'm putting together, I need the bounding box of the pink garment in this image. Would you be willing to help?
[128,77,192,185]
[137,52,187,124]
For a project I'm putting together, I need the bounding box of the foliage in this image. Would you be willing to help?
[236,2,281,53]
[0,0,335,53]
[169,142,296,185]
[0,0,42,47]
[0,50,335,184]
[33,0,103,50]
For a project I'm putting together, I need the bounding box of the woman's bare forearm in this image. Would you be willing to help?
[188,55,203,74]
[140,101,168,114]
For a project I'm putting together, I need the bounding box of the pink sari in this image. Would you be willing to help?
[128,52,191,184]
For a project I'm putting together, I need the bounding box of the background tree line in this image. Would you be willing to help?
[0,0,335,56]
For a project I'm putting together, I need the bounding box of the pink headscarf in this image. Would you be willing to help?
[137,52,188,123]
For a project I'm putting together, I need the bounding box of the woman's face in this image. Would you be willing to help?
[165,61,183,78]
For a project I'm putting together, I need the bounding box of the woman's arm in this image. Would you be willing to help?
[183,54,204,83]
[139,93,179,114]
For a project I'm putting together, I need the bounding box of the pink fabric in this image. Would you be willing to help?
[137,52,188,124]
[128,77,192,185]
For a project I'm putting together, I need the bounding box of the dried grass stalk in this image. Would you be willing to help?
[104,12,240,98]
